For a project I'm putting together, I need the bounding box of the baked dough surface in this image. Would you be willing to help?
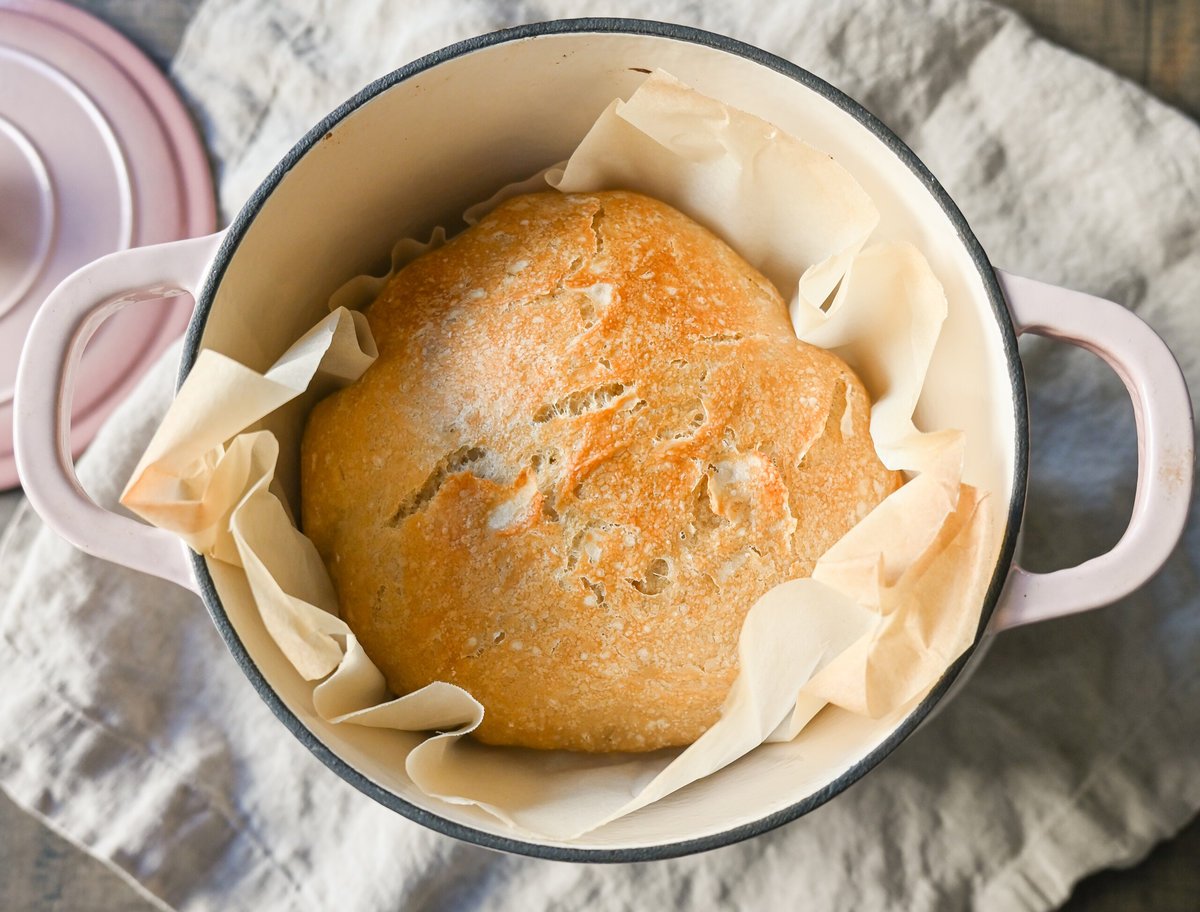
[301,191,900,751]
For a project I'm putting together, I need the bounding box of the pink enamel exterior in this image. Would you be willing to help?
[0,0,215,489]
[992,271,1194,628]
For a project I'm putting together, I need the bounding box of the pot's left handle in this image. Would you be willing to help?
[13,232,226,592]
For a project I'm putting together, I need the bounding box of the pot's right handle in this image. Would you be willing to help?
[13,232,226,593]
[992,270,1194,631]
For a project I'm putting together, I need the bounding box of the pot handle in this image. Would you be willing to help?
[13,232,226,593]
[991,270,1193,630]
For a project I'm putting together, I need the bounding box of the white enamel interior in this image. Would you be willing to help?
[195,30,1017,851]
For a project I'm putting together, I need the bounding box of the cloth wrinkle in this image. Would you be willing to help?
[0,494,331,910]
[974,665,1200,903]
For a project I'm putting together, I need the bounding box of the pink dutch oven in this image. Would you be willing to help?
[11,20,1195,861]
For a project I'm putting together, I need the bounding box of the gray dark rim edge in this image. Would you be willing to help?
[178,17,1028,863]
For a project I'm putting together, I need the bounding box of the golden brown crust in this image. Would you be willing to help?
[301,191,901,752]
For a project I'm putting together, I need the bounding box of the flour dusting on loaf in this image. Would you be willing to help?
[301,191,901,752]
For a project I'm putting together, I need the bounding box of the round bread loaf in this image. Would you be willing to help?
[301,190,901,752]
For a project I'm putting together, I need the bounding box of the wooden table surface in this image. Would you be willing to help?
[1,1,1197,909]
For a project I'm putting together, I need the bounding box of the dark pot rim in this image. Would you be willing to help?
[178,17,1028,863]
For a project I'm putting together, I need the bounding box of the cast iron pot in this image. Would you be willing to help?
[13,20,1194,860]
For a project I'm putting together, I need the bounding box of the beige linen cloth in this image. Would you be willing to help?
[1,0,1198,909]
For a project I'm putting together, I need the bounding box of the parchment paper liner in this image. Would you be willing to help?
[123,71,994,841]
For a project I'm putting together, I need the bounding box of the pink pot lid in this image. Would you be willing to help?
[0,0,216,490]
